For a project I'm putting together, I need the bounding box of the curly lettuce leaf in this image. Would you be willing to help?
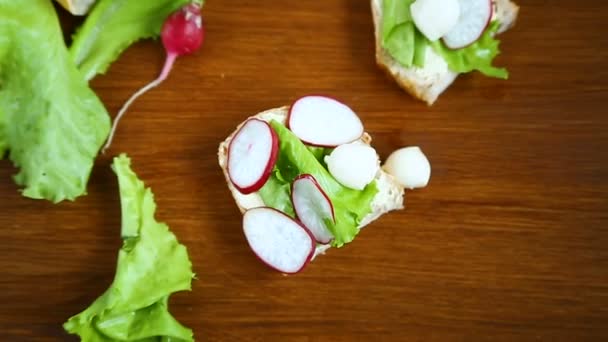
[0,0,110,203]
[63,154,195,341]
[381,0,507,78]
[69,0,201,81]
[430,21,508,79]
[258,121,378,247]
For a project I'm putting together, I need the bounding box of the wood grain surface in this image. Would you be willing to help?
[1,0,608,340]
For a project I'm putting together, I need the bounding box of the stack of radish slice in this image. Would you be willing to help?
[227,95,368,274]
[410,0,493,49]
[241,174,335,274]
[292,174,335,244]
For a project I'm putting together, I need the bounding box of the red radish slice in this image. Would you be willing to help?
[102,3,205,153]
[442,0,492,49]
[291,174,335,244]
[227,119,278,194]
[243,207,315,274]
[288,95,363,147]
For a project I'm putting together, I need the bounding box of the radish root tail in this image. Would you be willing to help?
[101,53,178,154]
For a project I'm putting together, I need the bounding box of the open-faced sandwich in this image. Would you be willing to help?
[372,0,520,105]
[218,96,432,274]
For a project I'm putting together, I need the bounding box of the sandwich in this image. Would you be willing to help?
[372,0,520,105]
[218,95,431,274]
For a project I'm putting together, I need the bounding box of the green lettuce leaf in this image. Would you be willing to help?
[430,21,508,79]
[258,121,378,247]
[381,0,426,67]
[63,154,195,341]
[0,0,110,203]
[69,0,202,81]
[380,0,507,78]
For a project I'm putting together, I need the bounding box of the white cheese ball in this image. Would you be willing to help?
[410,0,461,41]
[383,146,431,189]
[324,141,379,190]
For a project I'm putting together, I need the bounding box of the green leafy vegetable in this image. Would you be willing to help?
[258,121,378,247]
[63,154,195,341]
[381,0,507,78]
[0,0,110,203]
[381,0,426,67]
[430,21,508,79]
[69,0,201,81]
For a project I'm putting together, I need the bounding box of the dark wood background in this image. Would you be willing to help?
[1,0,607,340]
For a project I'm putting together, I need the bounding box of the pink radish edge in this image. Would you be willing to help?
[245,207,317,274]
[101,3,206,153]
[227,119,279,194]
[290,174,335,244]
[286,94,362,148]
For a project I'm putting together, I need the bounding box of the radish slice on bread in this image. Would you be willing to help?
[442,0,493,49]
[410,0,461,41]
[227,119,278,194]
[243,207,315,274]
[288,95,363,147]
[291,174,335,244]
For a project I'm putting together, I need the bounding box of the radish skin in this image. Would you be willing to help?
[227,119,279,194]
[243,207,316,274]
[102,3,205,153]
[291,174,335,244]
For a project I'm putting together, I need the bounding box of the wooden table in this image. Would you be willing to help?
[1,0,607,340]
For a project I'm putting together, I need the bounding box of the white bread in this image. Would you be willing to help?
[371,0,520,105]
[218,106,405,259]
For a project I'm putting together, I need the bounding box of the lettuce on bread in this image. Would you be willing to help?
[372,0,520,105]
[218,96,431,273]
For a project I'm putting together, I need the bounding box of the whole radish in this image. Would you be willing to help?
[102,2,205,153]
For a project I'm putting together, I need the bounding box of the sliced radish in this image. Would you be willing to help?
[442,0,492,49]
[227,119,278,194]
[287,95,363,147]
[410,0,461,42]
[291,174,335,244]
[243,207,315,274]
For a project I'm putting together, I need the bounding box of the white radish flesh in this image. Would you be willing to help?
[291,174,335,244]
[442,0,492,49]
[227,119,278,194]
[243,207,315,274]
[410,0,461,42]
[324,141,379,190]
[382,146,431,189]
[288,96,363,147]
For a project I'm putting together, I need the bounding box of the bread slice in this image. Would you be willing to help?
[218,106,405,259]
[371,0,520,105]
